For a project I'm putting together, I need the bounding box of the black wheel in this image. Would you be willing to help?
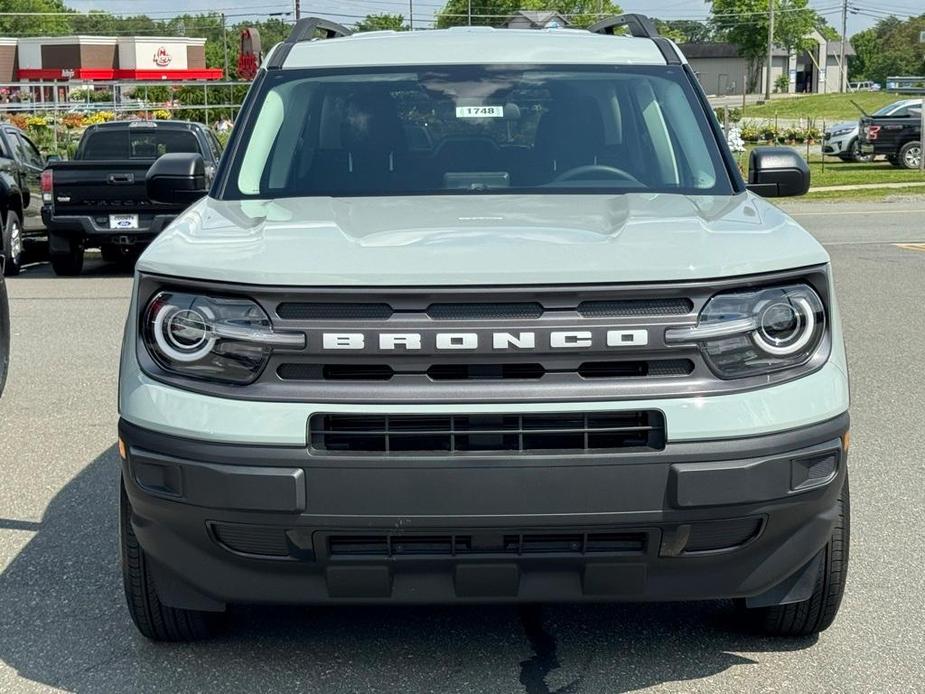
[847,139,871,163]
[898,141,922,170]
[2,210,24,276]
[49,233,84,276]
[120,480,217,641]
[741,477,849,637]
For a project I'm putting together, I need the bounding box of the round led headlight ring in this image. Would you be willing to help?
[153,303,216,362]
[752,296,816,356]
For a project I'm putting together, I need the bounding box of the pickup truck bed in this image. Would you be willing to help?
[43,160,186,243]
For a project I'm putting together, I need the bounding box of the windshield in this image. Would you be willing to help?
[225,65,732,199]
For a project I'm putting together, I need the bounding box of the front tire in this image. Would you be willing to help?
[49,233,84,276]
[898,141,922,170]
[120,480,216,641]
[741,478,849,637]
[2,211,24,276]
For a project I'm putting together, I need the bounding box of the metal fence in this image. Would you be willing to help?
[0,79,251,156]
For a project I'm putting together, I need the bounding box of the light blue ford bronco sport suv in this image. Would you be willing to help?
[118,15,850,641]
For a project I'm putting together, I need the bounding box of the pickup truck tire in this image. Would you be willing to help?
[739,477,849,637]
[898,141,922,170]
[2,211,23,277]
[120,480,217,641]
[49,233,84,276]
[847,139,871,163]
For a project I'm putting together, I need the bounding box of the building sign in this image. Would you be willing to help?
[237,28,262,81]
[153,46,172,67]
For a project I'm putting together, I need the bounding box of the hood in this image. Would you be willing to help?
[137,193,829,286]
[826,121,858,133]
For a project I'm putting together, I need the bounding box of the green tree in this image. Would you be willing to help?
[0,0,70,36]
[355,13,407,32]
[656,19,713,43]
[850,14,925,83]
[435,0,621,30]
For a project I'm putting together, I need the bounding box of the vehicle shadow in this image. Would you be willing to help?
[0,447,816,693]
[14,256,136,279]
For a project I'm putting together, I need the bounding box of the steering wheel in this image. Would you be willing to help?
[552,164,641,185]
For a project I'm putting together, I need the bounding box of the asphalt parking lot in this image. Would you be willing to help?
[1,198,924,693]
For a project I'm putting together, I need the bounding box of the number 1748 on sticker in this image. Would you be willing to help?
[456,105,504,118]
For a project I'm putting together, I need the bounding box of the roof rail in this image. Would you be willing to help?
[266,17,353,69]
[588,14,659,39]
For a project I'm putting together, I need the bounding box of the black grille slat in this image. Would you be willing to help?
[578,298,693,317]
[211,523,290,557]
[276,303,393,320]
[328,531,647,557]
[426,302,543,320]
[683,518,763,553]
[310,411,664,454]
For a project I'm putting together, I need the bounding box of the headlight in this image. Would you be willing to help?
[829,127,854,137]
[142,291,304,384]
[665,283,826,379]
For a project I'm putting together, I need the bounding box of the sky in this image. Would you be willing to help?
[67,0,924,38]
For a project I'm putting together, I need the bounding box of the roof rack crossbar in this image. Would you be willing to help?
[588,14,659,39]
[267,17,353,69]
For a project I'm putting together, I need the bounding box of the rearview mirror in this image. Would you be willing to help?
[746,147,810,198]
[147,153,208,205]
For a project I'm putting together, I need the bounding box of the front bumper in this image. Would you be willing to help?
[119,413,848,609]
[822,133,853,156]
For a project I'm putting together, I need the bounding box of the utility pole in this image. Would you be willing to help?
[409,0,414,30]
[839,0,848,92]
[294,0,300,22]
[765,0,774,101]
[221,13,229,80]
[467,0,472,26]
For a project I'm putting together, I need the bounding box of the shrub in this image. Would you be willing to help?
[774,74,790,93]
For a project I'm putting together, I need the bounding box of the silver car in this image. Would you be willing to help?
[824,98,922,162]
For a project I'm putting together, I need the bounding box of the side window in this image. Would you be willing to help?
[0,133,9,159]
[207,132,222,162]
[14,133,44,168]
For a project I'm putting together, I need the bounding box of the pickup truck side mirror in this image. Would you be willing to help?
[746,147,810,198]
[46,154,62,163]
[147,153,209,205]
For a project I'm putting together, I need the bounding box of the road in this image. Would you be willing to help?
[1,199,924,693]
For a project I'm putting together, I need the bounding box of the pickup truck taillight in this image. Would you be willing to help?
[41,170,53,203]
[864,125,881,141]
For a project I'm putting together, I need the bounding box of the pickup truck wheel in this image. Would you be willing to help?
[739,477,849,637]
[847,139,872,163]
[49,235,84,276]
[120,480,217,641]
[899,141,922,170]
[2,211,24,276]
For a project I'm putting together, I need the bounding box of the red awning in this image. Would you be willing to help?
[17,68,224,81]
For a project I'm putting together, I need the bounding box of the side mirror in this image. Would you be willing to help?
[746,147,810,198]
[146,153,208,205]
[46,154,62,163]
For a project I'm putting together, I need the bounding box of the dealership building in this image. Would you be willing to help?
[0,36,222,82]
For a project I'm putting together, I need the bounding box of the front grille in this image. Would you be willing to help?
[277,359,693,382]
[310,411,665,454]
[578,298,693,317]
[328,531,647,557]
[276,302,393,320]
[426,302,544,320]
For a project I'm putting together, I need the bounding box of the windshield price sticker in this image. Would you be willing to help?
[456,105,504,119]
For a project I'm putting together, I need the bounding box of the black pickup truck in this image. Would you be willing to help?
[42,120,222,276]
[858,101,923,169]
[1,124,48,276]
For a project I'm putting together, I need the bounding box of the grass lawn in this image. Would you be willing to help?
[801,184,925,201]
[742,92,921,122]
[808,159,925,187]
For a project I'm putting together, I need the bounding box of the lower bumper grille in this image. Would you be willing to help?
[309,411,666,454]
[328,531,648,557]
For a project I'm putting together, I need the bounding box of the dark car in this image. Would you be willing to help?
[0,125,48,275]
[42,120,222,276]
[858,102,923,169]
